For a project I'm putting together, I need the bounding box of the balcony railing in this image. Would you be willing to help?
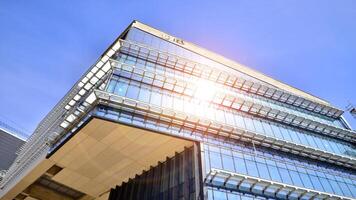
[119,39,344,119]
[205,168,354,200]
[94,90,356,169]
[109,59,356,144]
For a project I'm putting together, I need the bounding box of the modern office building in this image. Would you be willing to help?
[0,21,355,200]
[0,121,26,182]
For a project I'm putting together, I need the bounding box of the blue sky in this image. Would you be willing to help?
[0,0,355,136]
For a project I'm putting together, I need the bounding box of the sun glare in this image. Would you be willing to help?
[194,79,217,101]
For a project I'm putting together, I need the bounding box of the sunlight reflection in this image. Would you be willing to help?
[194,79,217,102]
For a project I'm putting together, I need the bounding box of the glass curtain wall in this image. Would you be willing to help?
[100,27,356,199]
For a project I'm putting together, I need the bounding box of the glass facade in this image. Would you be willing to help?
[124,28,348,130]
[96,25,356,199]
[106,75,355,158]
[89,25,356,200]
[203,144,355,197]
[95,102,355,199]
[206,187,275,200]
[3,22,355,200]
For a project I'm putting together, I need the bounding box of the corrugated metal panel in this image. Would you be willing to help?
[0,129,25,170]
[109,145,203,200]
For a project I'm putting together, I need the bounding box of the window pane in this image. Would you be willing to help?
[300,173,314,189]
[150,92,162,106]
[234,114,246,129]
[210,152,222,169]
[288,129,301,144]
[138,87,151,103]
[213,190,227,200]
[207,189,214,200]
[204,150,211,173]
[329,180,343,196]
[234,157,247,174]
[173,98,184,111]
[222,155,235,172]
[309,175,324,191]
[225,111,236,127]
[253,119,264,133]
[107,79,117,93]
[244,117,255,132]
[268,165,282,182]
[245,160,259,177]
[261,121,274,137]
[162,94,173,108]
[240,195,254,200]
[256,162,270,180]
[338,182,352,197]
[297,132,310,146]
[227,193,240,200]
[348,184,356,197]
[319,177,334,194]
[126,84,139,99]
[216,110,226,123]
[289,170,303,187]
[114,81,129,96]
[270,124,283,139]
[278,167,293,185]
[314,137,326,151]
[305,134,318,148]
[279,127,292,142]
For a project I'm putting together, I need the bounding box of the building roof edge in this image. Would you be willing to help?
[131,21,331,106]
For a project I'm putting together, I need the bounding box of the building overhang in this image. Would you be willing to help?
[0,118,194,200]
[48,118,194,197]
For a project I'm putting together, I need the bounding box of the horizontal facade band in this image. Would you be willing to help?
[119,39,344,119]
[205,168,354,200]
[93,90,356,169]
[109,60,355,144]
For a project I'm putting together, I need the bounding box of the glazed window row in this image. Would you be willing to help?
[94,106,355,198]
[203,144,356,198]
[106,76,355,158]
[116,53,345,130]
[123,28,345,127]
[206,187,275,200]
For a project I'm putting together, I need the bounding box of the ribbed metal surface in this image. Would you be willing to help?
[0,129,25,171]
[109,146,203,200]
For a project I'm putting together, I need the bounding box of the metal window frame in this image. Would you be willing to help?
[205,168,354,200]
[119,39,344,119]
[94,90,356,169]
[110,60,356,144]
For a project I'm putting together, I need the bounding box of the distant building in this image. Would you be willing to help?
[0,21,355,200]
[0,121,26,181]
[346,104,356,119]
